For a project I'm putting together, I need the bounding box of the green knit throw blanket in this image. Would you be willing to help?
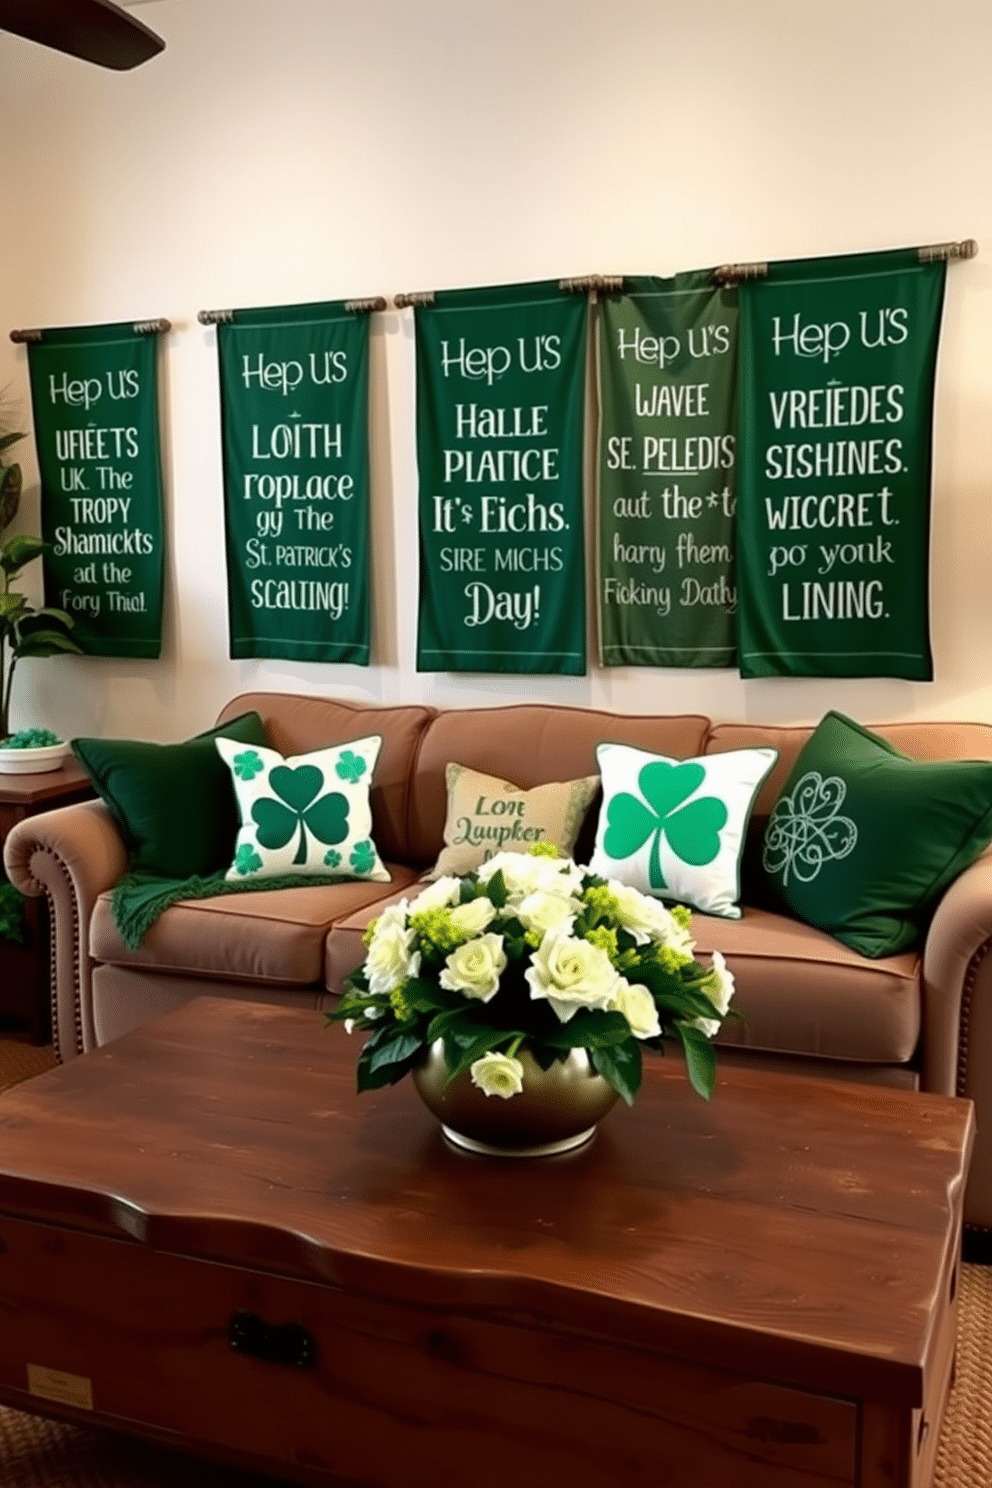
[111,870,353,950]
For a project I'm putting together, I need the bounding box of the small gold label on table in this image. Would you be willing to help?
[26,1364,93,1410]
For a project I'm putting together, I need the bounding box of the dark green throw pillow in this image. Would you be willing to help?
[72,712,269,880]
[760,710,992,958]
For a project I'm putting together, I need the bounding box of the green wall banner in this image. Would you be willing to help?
[597,275,738,668]
[415,281,588,674]
[737,249,946,679]
[216,301,370,664]
[27,322,165,657]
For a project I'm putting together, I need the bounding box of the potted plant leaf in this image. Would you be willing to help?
[0,427,81,773]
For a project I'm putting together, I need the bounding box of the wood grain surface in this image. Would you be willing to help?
[0,995,972,1410]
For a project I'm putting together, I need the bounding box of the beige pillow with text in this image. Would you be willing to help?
[429,763,600,879]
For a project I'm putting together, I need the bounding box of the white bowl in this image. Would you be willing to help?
[0,741,71,775]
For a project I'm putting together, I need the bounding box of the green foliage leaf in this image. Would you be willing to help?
[0,462,21,533]
[443,1025,519,1083]
[0,532,44,576]
[401,977,458,1016]
[670,1021,717,1100]
[356,1030,425,1091]
[591,1038,642,1106]
[485,869,508,910]
[13,629,83,658]
[427,1005,480,1044]
[542,1009,631,1050]
[0,592,27,621]
[648,984,723,1023]
[30,606,76,629]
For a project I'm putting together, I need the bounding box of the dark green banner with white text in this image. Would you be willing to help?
[217,301,370,663]
[597,275,738,667]
[416,281,588,674]
[737,249,946,679]
[27,322,164,656]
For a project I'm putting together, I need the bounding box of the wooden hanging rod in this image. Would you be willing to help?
[198,299,386,326]
[10,318,171,343]
[396,277,625,309]
[715,238,979,284]
[559,275,625,294]
[919,238,978,263]
[345,296,387,314]
[713,261,769,286]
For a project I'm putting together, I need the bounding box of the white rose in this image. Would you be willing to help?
[515,889,579,938]
[525,925,620,1022]
[475,852,542,900]
[526,855,585,896]
[609,979,661,1040]
[410,876,461,913]
[607,879,695,953]
[364,904,419,995]
[439,933,507,1001]
[707,950,735,1015]
[477,852,584,903]
[470,1051,525,1099]
[691,953,735,1039]
[449,896,497,937]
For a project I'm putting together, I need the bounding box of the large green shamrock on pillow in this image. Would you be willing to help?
[603,760,727,891]
[252,765,350,866]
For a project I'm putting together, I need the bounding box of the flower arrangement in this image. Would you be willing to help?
[329,846,736,1106]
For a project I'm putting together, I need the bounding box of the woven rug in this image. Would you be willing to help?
[0,1038,989,1487]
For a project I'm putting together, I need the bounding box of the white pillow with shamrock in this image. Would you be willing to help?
[215,734,390,883]
[587,742,777,919]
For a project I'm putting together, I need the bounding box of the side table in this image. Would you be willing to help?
[0,760,93,1044]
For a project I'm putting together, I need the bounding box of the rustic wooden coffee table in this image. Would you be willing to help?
[0,997,974,1488]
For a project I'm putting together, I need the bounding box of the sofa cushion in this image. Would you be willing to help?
[217,735,389,883]
[91,868,421,986]
[758,711,992,958]
[72,711,269,880]
[588,742,777,918]
[705,717,992,825]
[689,906,922,1065]
[409,705,711,868]
[214,693,435,865]
[428,763,600,878]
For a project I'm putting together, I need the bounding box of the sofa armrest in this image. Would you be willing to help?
[922,848,992,1233]
[3,800,129,1063]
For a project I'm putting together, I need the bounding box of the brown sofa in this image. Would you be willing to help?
[6,690,992,1240]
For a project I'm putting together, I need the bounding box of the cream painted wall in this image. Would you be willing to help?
[1,0,990,742]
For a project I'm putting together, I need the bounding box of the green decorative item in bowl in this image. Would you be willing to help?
[329,846,736,1156]
[0,728,71,775]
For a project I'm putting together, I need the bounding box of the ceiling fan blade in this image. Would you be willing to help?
[0,0,164,70]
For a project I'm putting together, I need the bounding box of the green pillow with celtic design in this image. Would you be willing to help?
[760,711,992,957]
[587,741,777,919]
[216,734,390,883]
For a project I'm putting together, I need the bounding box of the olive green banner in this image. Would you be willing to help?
[27,322,164,656]
[217,301,370,664]
[415,281,588,674]
[597,274,738,668]
[737,249,946,679]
